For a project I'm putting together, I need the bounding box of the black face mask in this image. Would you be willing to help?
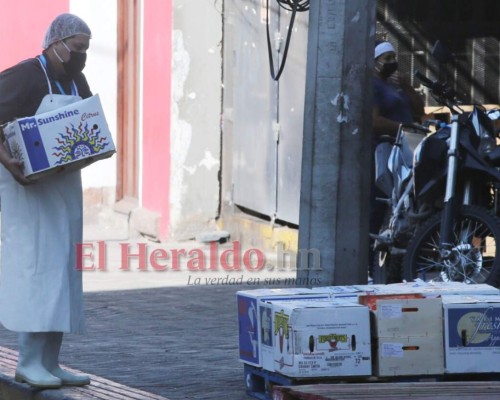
[61,41,87,78]
[378,61,398,79]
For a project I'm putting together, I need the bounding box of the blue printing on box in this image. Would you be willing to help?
[447,306,500,348]
[238,296,259,365]
[19,117,50,171]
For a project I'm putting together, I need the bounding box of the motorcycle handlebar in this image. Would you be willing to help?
[414,70,434,88]
[414,70,457,105]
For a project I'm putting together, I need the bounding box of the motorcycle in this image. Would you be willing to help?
[372,42,500,287]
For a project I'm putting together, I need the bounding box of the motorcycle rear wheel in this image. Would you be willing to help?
[403,205,500,287]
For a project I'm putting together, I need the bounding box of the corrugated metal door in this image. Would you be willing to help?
[232,1,279,217]
[231,0,308,225]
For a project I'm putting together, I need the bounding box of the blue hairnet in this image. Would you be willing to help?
[42,13,91,49]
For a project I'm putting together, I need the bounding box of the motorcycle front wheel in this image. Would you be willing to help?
[373,250,403,284]
[403,205,500,287]
[372,209,401,284]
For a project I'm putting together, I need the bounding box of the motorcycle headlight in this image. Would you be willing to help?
[487,108,500,121]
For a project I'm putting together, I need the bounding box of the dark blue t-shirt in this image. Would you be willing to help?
[0,54,92,124]
[373,76,414,125]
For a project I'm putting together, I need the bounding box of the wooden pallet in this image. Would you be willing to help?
[0,346,169,400]
[244,364,299,400]
[244,364,370,400]
[244,364,500,400]
[273,380,500,400]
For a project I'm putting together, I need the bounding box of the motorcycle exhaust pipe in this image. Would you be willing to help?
[375,197,391,205]
[407,210,432,220]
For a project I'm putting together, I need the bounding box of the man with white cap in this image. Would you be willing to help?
[0,13,93,388]
[369,40,425,282]
[372,40,424,137]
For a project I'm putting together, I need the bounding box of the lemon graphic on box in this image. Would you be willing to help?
[52,122,110,164]
[457,310,492,346]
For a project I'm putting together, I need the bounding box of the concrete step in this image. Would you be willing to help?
[0,346,169,400]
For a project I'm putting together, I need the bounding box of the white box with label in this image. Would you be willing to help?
[372,298,444,376]
[375,298,443,338]
[270,299,371,378]
[376,336,444,376]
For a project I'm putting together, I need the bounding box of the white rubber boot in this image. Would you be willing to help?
[15,332,62,388]
[43,332,90,386]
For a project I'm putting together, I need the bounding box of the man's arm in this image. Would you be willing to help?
[372,107,400,137]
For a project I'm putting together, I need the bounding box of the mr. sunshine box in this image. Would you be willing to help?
[3,94,115,179]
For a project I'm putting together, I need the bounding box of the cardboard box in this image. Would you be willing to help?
[395,281,500,297]
[375,298,443,338]
[309,285,380,300]
[271,299,371,378]
[3,94,115,179]
[236,288,330,368]
[371,298,444,377]
[310,281,499,301]
[359,293,425,311]
[376,336,444,376]
[442,295,500,373]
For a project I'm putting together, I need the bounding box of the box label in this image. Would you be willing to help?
[380,304,402,320]
[381,342,404,358]
[448,306,500,348]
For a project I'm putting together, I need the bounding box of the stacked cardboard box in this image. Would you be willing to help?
[237,283,500,380]
[363,296,444,376]
[442,295,500,374]
[269,299,371,378]
[237,288,331,370]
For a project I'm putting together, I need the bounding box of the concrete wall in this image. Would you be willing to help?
[0,1,67,71]
[0,0,223,241]
[170,0,223,239]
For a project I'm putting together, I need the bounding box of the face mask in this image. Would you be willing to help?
[378,60,398,79]
[60,41,87,78]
